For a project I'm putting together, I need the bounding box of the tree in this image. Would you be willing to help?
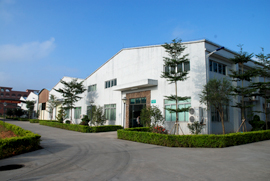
[54,79,86,122]
[90,105,106,126]
[6,108,13,117]
[56,106,66,123]
[187,122,205,135]
[251,48,270,129]
[13,108,24,118]
[199,78,233,134]
[140,105,164,127]
[229,45,255,132]
[26,101,35,119]
[161,38,190,134]
[47,94,58,120]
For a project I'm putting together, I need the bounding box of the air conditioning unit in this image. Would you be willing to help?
[189,107,203,123]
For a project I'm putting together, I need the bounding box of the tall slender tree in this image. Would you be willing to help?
[161,38,190,134]
[229,45,255,132]
[47,94,58,120]
[26,101,35,119]
[54,79,86,123]
[251,48,270,129]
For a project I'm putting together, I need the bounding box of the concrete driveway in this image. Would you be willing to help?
[1,120,270,181]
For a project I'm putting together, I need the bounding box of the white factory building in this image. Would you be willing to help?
[40,39,265,134]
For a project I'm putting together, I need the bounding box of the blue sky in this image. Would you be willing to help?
[0,0,269,91]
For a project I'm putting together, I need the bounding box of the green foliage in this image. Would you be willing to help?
[140,106,164,127]
[19,118,29,121]
[54,79,86,121]
[200,78,233,134]
[39,121,122,133]
[80,115,90,125]
[249,115,265,131]
[6,108,13,117]
[0,121,41,159]
[13,108,24,118]
[161,38,190,128]
[26,100,35,119]
[151,125,168,134]
[117,128,270,148]
[47,94,58,120]
[29,119,40,123]
[90,105,106,126]
[187,122,205,135]
[56,106,66,123]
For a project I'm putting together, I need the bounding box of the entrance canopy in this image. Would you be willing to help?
[113,79,158,91]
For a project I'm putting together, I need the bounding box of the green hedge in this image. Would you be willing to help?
[0,121,41,159]
[117,128,270,148]
[29,119,40,123]
[39,121,123,133]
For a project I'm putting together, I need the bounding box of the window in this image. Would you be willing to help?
[1,88,4,92]
[211,105,228,122]
[210,60,226,75]
[164,98,191,122]
[130,97,146,104]
[6,89,10,92]
[12,94,16,97]
[105,79,117,89]
[104,104,116,121]
[0,93,3,97]
[41,103,46,110]
[18,94,21,97]
[65,109,70,119]
[74,107,81,119]
[88,84,96,92]
[6,93,10,97]
[87,105,95,120]
[165,61,190,75]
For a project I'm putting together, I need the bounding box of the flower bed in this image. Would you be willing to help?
[117,127,270,148]
[0,121,41,159]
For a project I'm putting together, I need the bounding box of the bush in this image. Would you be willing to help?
[187,122,205,135]
[151,125,168,134]
[65,120,71,124]
[0,121,41,159]
[29,119,39,123]
[39,121,123,133]
[249,115,265,131]
[19,118,29,121]
[117,128,270,148]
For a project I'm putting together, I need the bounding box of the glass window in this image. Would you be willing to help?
[135,98,141,104]
[165,98,191,122]
[170,66,175,74]
[218,64,222,74]
[213,62,217,72]
[209,60,213,71]
[222,65,226,75]
[74,107,81,119]
[88,84,97,92]
[211,105,228,122]
[12,94,15,97]
[1,88,4,92]
[6,93,9,97]
[177,63,182,72]
[165,66,169,75]
[0,93,3,97]
[104,104,116,121]
[141,97,146,104]
[65,109,70,119]
[130,99,135,104]
[184,62,190,71]
[6,89,10,92]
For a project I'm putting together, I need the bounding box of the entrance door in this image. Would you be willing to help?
[129,104,145,128]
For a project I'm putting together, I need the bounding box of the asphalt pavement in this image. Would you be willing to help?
[1,120,270,181]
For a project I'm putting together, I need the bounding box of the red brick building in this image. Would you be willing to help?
[0,86,39,116]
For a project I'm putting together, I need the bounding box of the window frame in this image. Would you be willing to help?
[104,104,116,121]
[164,98,191,122]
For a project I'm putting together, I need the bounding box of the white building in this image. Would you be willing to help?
[19,92,39,118]
[46,39,265,134]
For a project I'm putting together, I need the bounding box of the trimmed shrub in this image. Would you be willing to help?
[0,121,41,159]
[19,118,29,121]
[29,119,39,123]
[117,128,270,148]
[39,121,123,133]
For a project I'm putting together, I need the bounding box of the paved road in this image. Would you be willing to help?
[1,120,270,181]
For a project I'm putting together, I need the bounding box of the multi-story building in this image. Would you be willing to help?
[0,86,39,116]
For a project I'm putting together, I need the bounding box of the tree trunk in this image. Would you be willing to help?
[218,108,225,134]
[241,64,246,132]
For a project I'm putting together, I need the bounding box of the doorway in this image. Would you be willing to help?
[129,97,146,128]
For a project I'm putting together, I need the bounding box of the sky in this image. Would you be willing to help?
[0,0,269,91]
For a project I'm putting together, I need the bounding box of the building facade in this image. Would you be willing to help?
[0,86,39,116]
[44,39,265,134]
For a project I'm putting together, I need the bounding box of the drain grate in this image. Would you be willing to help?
[0,164,24,171]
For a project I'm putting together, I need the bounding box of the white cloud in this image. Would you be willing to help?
[0,38,56,62]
